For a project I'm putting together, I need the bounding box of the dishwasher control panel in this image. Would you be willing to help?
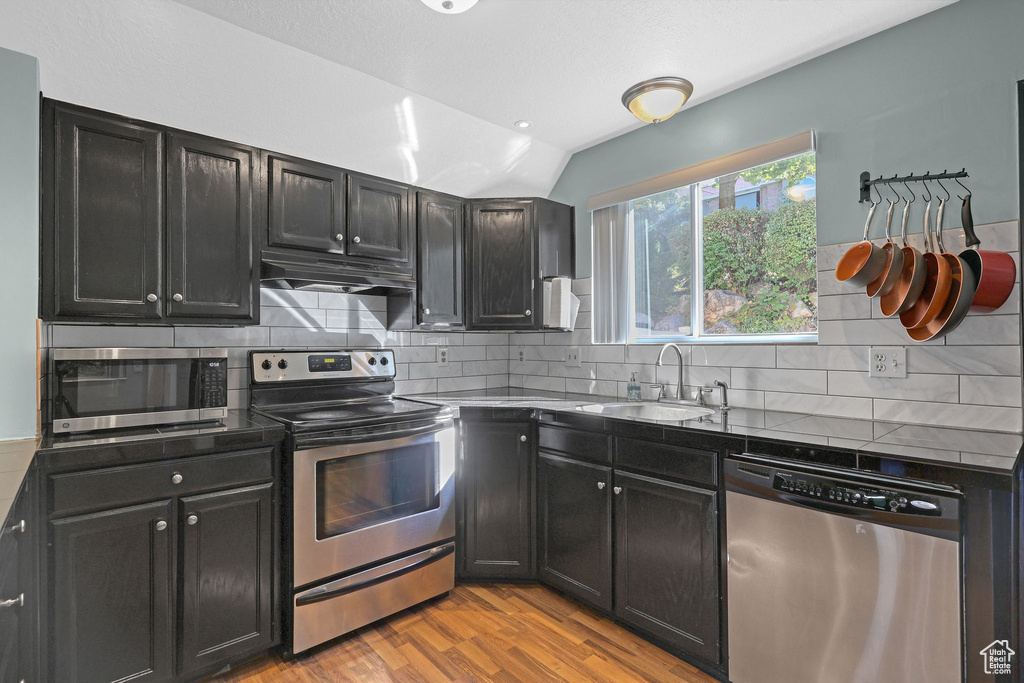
[773,471,942,516]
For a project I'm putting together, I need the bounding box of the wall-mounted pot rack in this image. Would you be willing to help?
[858,168,968,203]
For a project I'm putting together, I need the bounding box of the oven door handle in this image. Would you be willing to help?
[295,543,455,607]
[295,417,454,449]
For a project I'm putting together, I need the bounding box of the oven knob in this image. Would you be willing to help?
[380,357,389,366]
[261,360,272,370]
[278,359,289,369]
[368,357,377,366]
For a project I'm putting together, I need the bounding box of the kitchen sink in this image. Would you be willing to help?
[575,402,714,422]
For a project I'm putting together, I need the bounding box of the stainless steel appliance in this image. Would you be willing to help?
[725,454,963,683]
[51,347,228,433]
[248,349,455,654]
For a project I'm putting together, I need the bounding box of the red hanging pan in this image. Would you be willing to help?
[957,194,1015,312]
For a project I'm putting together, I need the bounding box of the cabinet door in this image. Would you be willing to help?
[179,483,273,677]
[166,134,257,322]
[51,500,174,683]
[417,191,464,326]
[47,104,163,320]
[537,452,612,611]
[536,198,575,279]
[614,471,720,664]
[267,153,346,254]
[347,174,411,262]
[466,200,537,329]
[461,421,533,579]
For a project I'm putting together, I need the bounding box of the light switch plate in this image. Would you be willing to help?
[868,347,907,378]
[566,346,581,367]
[437,346,449,367]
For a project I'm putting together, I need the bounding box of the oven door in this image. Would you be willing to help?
[292,419,455,587]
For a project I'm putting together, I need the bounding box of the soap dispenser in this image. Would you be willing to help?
[627,372,642,401]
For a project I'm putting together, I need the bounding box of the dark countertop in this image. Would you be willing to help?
[414,389,1024,475]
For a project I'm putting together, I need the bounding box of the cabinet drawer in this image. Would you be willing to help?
[50,448,274,517]
[615,437,716,487]
[538,426,611,464]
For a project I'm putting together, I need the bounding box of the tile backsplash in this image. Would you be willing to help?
[39,219,1024,433]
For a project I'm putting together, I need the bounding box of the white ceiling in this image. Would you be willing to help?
[171,0,955,154]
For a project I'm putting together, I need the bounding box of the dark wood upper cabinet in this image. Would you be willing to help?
[614,471,720,665]
[44,103,164,320]
[166,134,257,322]
[266,153,346,254]
[466,199,537,329]
[417,191,464,327]
[537,199,574,279]
[347,174,412,263]
[460,420,534,580]
[537,452,613,611]
[50,500,175,683]
[179,483,274,677]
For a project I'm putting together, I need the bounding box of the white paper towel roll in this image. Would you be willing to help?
[543,278,575,330]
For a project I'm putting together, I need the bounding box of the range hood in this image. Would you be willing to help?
[261,256,416,295]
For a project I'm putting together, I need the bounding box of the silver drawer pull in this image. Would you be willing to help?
[171,473,183,485]
[187,514,198,526]
[335,233,343,241]
[147,293,157,302]
[613,486,622,495]
[520,435,527,442]
[525,309,531,316]
[423,308,431,315]
[353,236,361,243]
[172,293,183,302]
[597,482,606,490]
[155,520,167,531]
[0,594,24,608]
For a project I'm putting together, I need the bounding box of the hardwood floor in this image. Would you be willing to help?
[207,583,718,682]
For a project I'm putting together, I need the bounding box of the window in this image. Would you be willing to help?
[628,151,817,343]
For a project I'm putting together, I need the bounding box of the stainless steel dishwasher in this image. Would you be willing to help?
[725,454,963,683]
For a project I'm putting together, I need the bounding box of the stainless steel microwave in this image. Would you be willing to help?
[51,348,229,433]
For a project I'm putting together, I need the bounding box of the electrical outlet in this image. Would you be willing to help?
[437,346,449,367]
[517,346,525,363]
[868,347,907,378]
[566,346,581,367]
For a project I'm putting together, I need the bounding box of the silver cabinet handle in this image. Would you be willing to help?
[0,594,24,608]
[155,520,167,531]
[613,486,622,495]
[147,293,157,302]
[525,309,532,316]
[353,236,361,243]
[187,514,198,526]
[423,308,431,315]
[6,519,25,534]
[172,293,183,302]
[520,435,527,442]
[335,233,344,241]
[171,473,183,485]
[597,482,606,490]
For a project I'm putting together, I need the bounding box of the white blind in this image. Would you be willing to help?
[587,130,815,212]
[591,203,630,344]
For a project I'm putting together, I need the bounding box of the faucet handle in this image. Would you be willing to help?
[697,387,714,406]
[648,383,666,400]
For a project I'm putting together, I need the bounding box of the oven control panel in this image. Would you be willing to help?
[251,349,395,382]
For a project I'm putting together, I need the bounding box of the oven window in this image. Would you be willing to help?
[53,359,197,418]
[316,442,440,539]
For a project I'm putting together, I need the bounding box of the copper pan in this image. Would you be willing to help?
[880,195,926,317]
[865,200,904,298]
[835,201,887,286]
[900,197,952,329]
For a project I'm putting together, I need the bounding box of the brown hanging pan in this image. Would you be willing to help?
[865,199,904,298]
[957,194,1016,312]
[835,200,887,286]
[906,196,977,341]
[880,189,926,317]
[900,195,952,330]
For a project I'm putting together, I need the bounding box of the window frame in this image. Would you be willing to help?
[626,159,818,346]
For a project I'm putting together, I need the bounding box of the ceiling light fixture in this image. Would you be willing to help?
[514,120,531,129]
[420,0,479,14]
[621,77,694,124]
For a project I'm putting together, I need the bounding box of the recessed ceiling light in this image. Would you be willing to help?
[420,0,479,14]
[622,77,694,124]
[514,120,531,129]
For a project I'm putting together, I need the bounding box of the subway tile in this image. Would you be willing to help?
[410,332,461,346]
[698,344,777,369]
[765,392,873,420]
[624,345,671,366]
[816,243,850,272]
[260,288,320,309]
[407,362,464,380]
[486,374,509,388]
[438,376,488,393]
[944,314,1020,346]
[727,389,765,410]
[817,319,943,347]
[394,346,438,364]
[523,375,566,393]
[817,272,849,297]
[777,345,867,371]
[525,345,566,362]
[50,325,175,348]
[317,292,387,311]
[449,346,487,362]
[227,368,247,390]
[486,346,510,360]
[395,379,438,395]
[565,378,618,397]
[462,333,509,346]
[175,327,270,347]
[325,308,387,330]
[548,363,598,380]
[826,371,959,402]
[571,278,592,296]
[960,375,1022,407]
[908,345,1021,376]
[873,398,1021,432]
[818,293,872,321]
[267,328,347,347]
[597,363,655,383]
[227,389,246,410]
[463,360,508,376]
[508,374,524,388]
[347,331,398,347]
[581,346,625,363]
[509,360,549,375]
[732,368,827,394]
[259,306,327,328]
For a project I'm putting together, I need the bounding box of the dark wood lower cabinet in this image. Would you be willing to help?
[51,500,175,683]
[179,483,273,677]
[537,452,612,611]
[460,420,534,579]
[613,470,720,665]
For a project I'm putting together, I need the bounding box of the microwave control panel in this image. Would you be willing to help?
[199,359,229,407]
[251,349,395,383]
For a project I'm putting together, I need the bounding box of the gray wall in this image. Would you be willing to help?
[0,46,39,440]
[551,0,1024,277]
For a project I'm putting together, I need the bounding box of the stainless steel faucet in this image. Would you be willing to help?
[656,343,686,401]
[714,379,730,411]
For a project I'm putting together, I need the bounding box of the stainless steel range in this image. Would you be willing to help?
[249,349,455,655]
